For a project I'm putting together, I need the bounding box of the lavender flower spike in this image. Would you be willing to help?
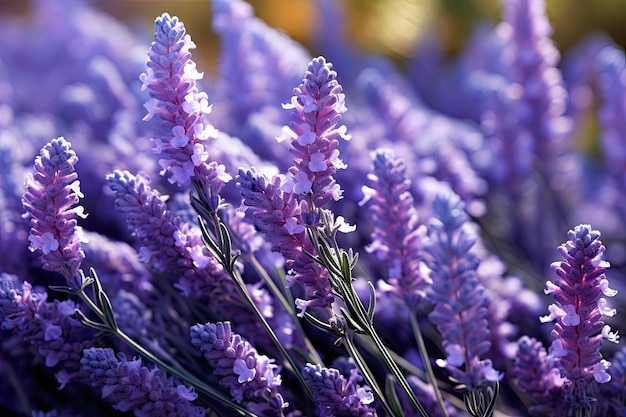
[279,56,351,210]
[22,137,87,285]
[360,149,430,307]
[81,347,205,417]
[190,321,285,413]
[302,363,376,417]
[140,13,230,200]
[541,224,618,385]
[424,192,502,389]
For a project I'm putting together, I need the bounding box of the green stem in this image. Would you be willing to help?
[410,309,449,417]
[203,213,314,401]
[343,336,399,417]
[249,254,323,365]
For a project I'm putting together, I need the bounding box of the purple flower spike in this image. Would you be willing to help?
[190,321,285,412]
[81,347,205,417]
[302,363,376,417]
[141,13,231,194]
[424,192,502,389]
[237,168,334,315]
[279,56,351,209]
[107,169,227,297]
[360,149,430,307]
[22,137,87,285]
[513,336,565,414]
[541,225,618,386]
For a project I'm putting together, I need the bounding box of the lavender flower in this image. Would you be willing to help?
[107,169,227,297]
[140,12,230,199]
[0,276,94,388]
[80,347,205,417]
[21,137,87,286]
[424,192,501,389]
[279,56,351,210]
[513,336,565,414]
[237,168,334,315]
[540,225,617,388]
[359,149,430,307]
[301,363,376,417]
[190,321,285,413]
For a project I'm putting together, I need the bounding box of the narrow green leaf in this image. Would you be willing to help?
[48,285,78,295]
[73,310,112,333]
[384,375,405,417]
[340,251,352,282]
[366,280,376,323]
[97,289,118,331]
[339,307,365,334]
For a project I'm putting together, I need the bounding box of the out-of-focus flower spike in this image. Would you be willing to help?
[22,137,87,287]
[424,192,502,389]
[360,149,430,307]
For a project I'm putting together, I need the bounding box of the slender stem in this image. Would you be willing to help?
[202,213,314,400]
[343,335,398,417]
[114,328,256,417]
[2,355,31,415]
[249,253,323,365]
[410,308,449,417]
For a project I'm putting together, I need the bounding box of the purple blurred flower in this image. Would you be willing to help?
[359,149,430,307]
[81,347,205,417]
[513,336,565,414]
[301,363,376,417]
[22,137,87,286]
[540,225,617,387]
[0,275,94,388]
[107,169,227,297]
[424,192,501,388]
[140,12,231,199]
[190,321,285,413]
[279,56,351,210]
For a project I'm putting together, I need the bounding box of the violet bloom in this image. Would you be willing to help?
[513,336,565,414]
[540,225,617,387]
[424,192,501,389]
[21,137,87,286]
[190,321,285,413]
[359,149,430,307]
[81,347,205,417]
[107,169,227,297]
[301,363,376,417]
[237,168,334,315]
[0,275,94,388]
[279,56,351,210]
[140,13,230,201]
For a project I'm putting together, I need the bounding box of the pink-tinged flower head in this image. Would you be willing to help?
[541,224,617,386]
[22,137,87,286]
[141,13,230,195]
[279,56,351,210]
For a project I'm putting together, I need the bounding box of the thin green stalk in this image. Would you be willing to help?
[249,254,323,365]
[2,356,31,415]
[410,309,449,417]
[343,335,399,417]
[366,326,430,417]
[199,214,314,401]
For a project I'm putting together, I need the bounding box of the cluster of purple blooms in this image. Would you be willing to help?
[2,0,626,416]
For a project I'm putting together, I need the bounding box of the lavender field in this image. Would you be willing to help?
[1,0,626,416]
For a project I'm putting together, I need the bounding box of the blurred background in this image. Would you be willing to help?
[3,0,626,72]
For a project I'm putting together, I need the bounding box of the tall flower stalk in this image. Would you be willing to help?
[22,137,87,287]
